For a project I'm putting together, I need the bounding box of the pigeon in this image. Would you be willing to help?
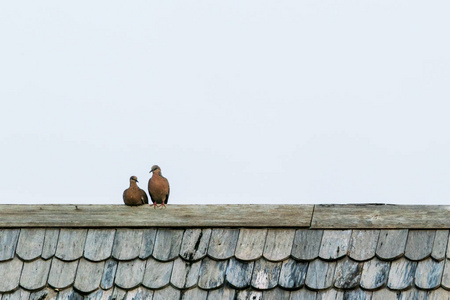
[148,165,170,208]
[123,176,149,206]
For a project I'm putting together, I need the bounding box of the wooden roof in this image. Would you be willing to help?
[1,204,450,299]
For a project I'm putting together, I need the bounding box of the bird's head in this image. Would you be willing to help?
[129,176,138,183]
[150,165,161,175]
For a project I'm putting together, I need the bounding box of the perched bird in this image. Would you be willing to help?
[148,165,170,208]
[123,176,148,206]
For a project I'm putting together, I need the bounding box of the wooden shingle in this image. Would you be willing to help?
[316,289,344,300]
[414,257,444,289]
[47,258,78,289]
[441,258,450,289]
[290,289,317,300]
[263,229,295,262]
[234,289,262,300]
[206,287,235,300]
[73,259,104,293]
[41,229,59,259]
[348,230,379,261]
[359,257,390,290]
[225,258,254,289]
[55,229,87,261]
[29,288,58,300]
[333,257,363,289]
[139,229,157,259]
[0,258,22,292]
[305,259,336,290]
[179,229,211,262]
[114,260,146,290]
[1,289,30,300]
[371,289,398,300]
[251,258,282,290]
[376,229,408,260]
[111,229,143,261]
[125,287,153,300]
[262,288,290,300]
[152,286,180,300]
[142,258,174,289]
[100,258,117,290]
[0,229,19,261]
[197,257,227,289]
[319,230,351,260]
[207,229,239,260]
[235,229,267,261]
[343,289,372,300]
[85,289,113,300]
[432,230,449,261]
[181,288,207,300]
[170,258,201,289]
[19,259,51,291]
[405,230,435,261]
[152,229,184,261]
[278,258,308,289]
[387,257,416,290]
[16,229,45,261]
[84,229,115,262]
[291,229,323,260]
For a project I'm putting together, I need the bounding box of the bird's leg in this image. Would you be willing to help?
[152,202,158,209]
[159,202,166,209]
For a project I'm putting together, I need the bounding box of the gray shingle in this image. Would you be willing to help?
[207,229,239,260]
[432,230,449,261]
[1,289,30,300]
[319,230,351,260]
[85,288,113,300]
[170,258,201,289]
[73,259,104,293]
[139,229,157,259]
[152,229,184,261]
[251,258,282,290]
[290,289,317,300]
[291,229,323,261]
[142,258,174,289]
[153,286,180,300]
[234,289,263,300]
[180,229,211,262]
[100,258,118,290]
[0,258,22,292]
[414,257,444,289]
[387,257,416,290]
[84,229,115,262]
[334,257,363,289]
[115,260,146,290]
[405,230,435,261]
[305,259,336,290]
[0,229,20,261]
[348,230,379,262]
[111,287,127,300]
[398,288,427,300]
[198,257,227,289]
[359,258,390,290]
[48,258,78,289]
[317,289,344,300]
[41,229,59,259]
[343,289,372,300]
[263,229,295,262]
[29,288,57,300]
[441,258,450,289]
[263,288,290,300]
[19,259,51,291]
[112,229,143,261]
[371,289,398,300]
[225,258,254,289]
[181,288,207,300]
[428,288,450,300]
[55,229,87,261]
[235,229,267,261]
[125,287,153,300]
[55,288,83,300]
[278,259,308,289]
[376,230,408,260]
[16,229,45,261]
[207,287,235,300]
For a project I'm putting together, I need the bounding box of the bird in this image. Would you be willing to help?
[148,165,170,208]
[123,176,149,206]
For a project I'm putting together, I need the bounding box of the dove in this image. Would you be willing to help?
[123,176,148,206]
[148,165,170,208]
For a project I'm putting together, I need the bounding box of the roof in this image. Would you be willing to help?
[1,204,450,299]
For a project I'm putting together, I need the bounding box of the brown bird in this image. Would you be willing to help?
[148,165,170,208]
[123,176,148,206]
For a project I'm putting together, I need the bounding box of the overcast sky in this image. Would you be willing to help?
[1,1,450,205]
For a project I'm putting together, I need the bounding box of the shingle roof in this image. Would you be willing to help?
[1,204,450,299]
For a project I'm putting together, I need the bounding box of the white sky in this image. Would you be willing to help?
[1,1,450,205]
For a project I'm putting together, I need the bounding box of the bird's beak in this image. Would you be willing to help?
[136,179,139,183]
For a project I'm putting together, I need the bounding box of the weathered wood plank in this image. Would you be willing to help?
[170,258,201,289]
[142,258,174,289]
[376,230,408,260]
[263,229,295,261]
[100,258,118,290]
[73,259,104,293]
[0,229,20,261]
[84,229,115,262]
[139,229,157,259]
[114,260,146,290]
[348,230,379,261]
[19,259,51,291]
[414,257,444,289]
[41,229,59,259]
[333,257,363,289]
[207,229,239,260]
[48,258,78,289]
[112,229,143,260]
[441,258,450,290]
[225,258,254,289]
[319,230,351,260]
[359,257,390,290]
[278,259,308,289]
[405,230,435,260]
[432,230,449,261]
[0,204,313,227]
[16,229,45,261]
[197,257,227,289]
[251,258,283,290]
[179,228,211,262]
[0,258,22,292]
[235,229,267,261]
[312,204,450,228]
[305,259,336,290]
[291,229,323,260]
[387,257,417,290]
[55,229,87,261]
[152,229,184,261]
